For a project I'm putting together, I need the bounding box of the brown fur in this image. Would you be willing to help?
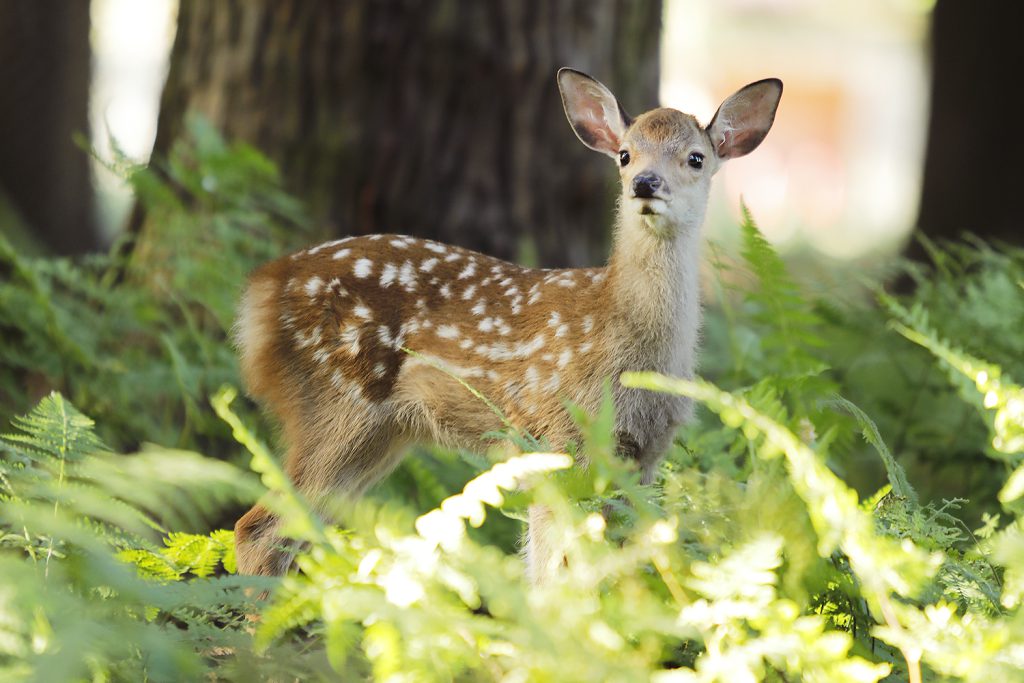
[234,70,781,579]
[234,236,621,575]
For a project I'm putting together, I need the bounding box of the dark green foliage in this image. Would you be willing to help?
[0,391,323,682]
[2,120,1024,680]
[702,218,1024,524]
[0,115,309,453]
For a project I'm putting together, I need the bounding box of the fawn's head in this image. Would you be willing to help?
[558,68,782,238]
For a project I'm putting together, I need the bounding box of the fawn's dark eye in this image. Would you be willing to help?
[619,150,630,167]
[687,152,704,170]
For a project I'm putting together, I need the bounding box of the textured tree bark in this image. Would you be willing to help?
[148,0,662,267]
[911,1,1024,258]
[0,0,98,255]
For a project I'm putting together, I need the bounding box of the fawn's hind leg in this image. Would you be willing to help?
[525,503,569,583]
[235,402,408,577]
[235,499,295,576]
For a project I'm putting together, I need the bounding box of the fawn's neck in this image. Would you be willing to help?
[604,208,704,376]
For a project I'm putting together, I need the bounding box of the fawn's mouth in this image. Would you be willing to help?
[636,198,675,238]
[636,198,668,215]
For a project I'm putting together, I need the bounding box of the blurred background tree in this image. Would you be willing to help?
[911,0,1024,260]
[0,0,99,255]
[136,0,662,268]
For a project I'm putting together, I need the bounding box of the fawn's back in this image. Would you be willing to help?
[238,234,628,464]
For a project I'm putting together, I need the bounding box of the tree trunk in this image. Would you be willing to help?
[911,1,1024,258]
[149,0,662,268]
[0,0,98,255]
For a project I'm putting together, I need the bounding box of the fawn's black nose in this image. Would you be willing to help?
[632,173,664,199]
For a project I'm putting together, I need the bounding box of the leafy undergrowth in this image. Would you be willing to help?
[3,123,1024,680]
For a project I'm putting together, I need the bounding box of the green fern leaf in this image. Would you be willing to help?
[738,205,829,380]
[2,392,106,466]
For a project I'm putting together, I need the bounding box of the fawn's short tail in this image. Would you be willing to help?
[233,265,287,404]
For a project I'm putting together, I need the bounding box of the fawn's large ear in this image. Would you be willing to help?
[708,78,783,160]
[558,68,631,159]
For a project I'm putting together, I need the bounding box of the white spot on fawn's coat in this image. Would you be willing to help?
[327,277,347,297]
[513,333,545,359]
[436,324,459,340]
[354,258,373,278]
[399,261,417,291]
[340,325,361,354]
[304,276,323,297]
[545,372,561,391]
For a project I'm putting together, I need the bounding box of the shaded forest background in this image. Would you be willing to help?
[3,1,1022,264]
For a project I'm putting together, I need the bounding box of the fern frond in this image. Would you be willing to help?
[884,295,1024,457]
[163,531,233,577]
[256,583,322,650]
[738,205,829,380]
[120,530,238,581]
[825,395,916,503]
[118,548,183,581]
[2,392,106,466]
[76,445,262,531]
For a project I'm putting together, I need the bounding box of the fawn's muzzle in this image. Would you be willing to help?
[632,173,664,199]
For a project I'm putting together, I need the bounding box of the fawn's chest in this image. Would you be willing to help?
[604,242,703,456]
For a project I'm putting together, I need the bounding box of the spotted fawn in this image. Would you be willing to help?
[233,68,782,579]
